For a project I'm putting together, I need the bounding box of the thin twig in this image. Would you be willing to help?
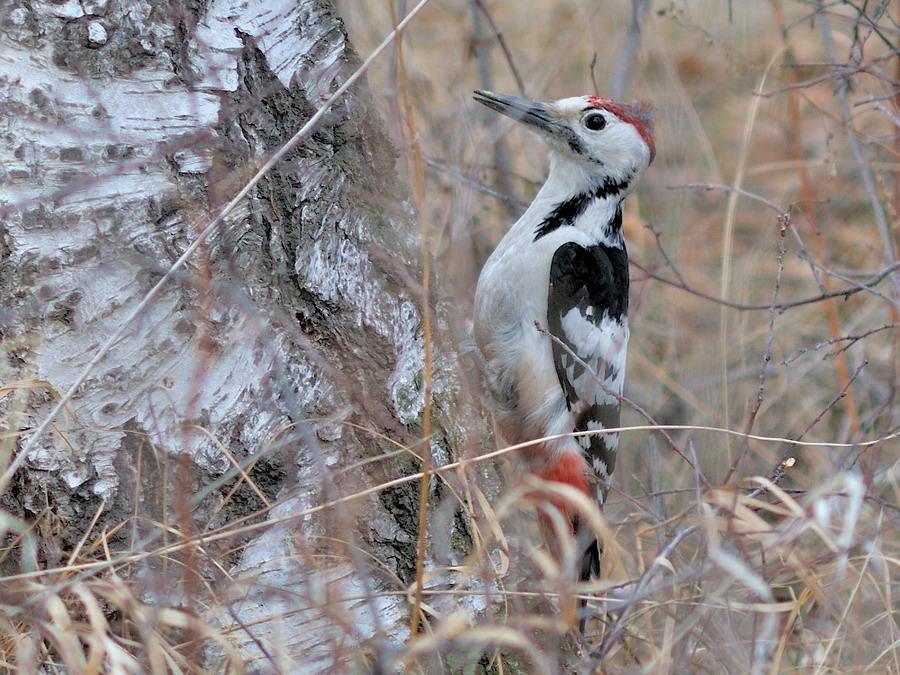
[647,222,688,287]
[471,0,527,96]
[422,156,529,208]
[389,0,434,639]
[3,423,898,590]
[756,360,869,496]
[756,52,898,98]
[589,53,600,94]
[469,0,519,219]
[787,223,830,295]
[726,213,790,484]
[818,2,900,294]
[768,1,867,436]
[668,182,785,213]
[804,254,899,307]
[629,258,900,312]
[648,436,668,543]
[590,526,699,662]
[610,0,653,100]
[783,324,899,364]
[609,484,900,515]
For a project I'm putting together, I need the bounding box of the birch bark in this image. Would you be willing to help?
[0,0,475,668]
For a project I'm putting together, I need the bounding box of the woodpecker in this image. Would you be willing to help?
[472,90,654,612]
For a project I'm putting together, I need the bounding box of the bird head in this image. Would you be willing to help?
[474,90,655,187]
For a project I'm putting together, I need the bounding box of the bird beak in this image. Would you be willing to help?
[473,90,560,134]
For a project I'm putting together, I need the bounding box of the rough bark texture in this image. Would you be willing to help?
[0,0,476,668]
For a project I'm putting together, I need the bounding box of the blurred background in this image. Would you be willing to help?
[5,0,894,669]
[339,1,898,668]
[342,0,897,488]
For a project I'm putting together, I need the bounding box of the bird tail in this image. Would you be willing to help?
[575,516,602,633]
[534,448,605,632]
[579,528,602,582]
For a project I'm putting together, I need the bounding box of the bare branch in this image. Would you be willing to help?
[610,0,653,100]
[668,182,786,213]
[471,0,527,96]
[726,214,790,484]
[590,526,699,662]
[818,2,900,294]
[630,258,900,312]
[783,324,899,364]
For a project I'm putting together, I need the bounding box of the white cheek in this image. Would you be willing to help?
[585,125,648,172]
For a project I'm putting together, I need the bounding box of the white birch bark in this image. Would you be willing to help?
[0,0,476,669]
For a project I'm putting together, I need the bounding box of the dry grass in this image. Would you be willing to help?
[341,0,899,671]
[1,0,897,673]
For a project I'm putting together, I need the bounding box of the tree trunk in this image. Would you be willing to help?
[0,0,479,669]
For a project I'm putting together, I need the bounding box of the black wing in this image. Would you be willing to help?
[547,240,629,489]
[548,240,629,583]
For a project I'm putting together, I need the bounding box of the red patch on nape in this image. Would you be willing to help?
[587,96,656,159]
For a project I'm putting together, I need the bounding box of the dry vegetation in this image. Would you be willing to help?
[1,0,898,673]
[346,0,899,671]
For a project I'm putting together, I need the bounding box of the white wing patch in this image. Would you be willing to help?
[559,307,629,407]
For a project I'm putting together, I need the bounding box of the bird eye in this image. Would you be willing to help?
[584,113,606,131]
